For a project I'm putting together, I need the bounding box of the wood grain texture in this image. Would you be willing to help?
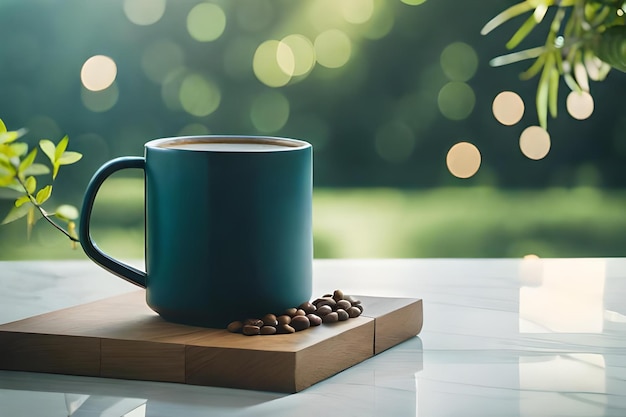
[359,296,424,354]
[0,291,422,392]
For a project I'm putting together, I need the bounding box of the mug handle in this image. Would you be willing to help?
[79,156,147,288]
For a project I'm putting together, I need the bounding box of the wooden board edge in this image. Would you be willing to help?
[373,298,423,355]
[294,318,375,392]
[101,338,186,383]
[0,331,101,377]
[185,345,297,392]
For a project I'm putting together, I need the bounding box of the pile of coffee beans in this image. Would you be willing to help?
[226,289,363,336]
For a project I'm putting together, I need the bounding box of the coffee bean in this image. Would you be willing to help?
[262,313,278,326]
[344,295,361,305]
[347,306,362,318]
[242,325,261,336]
[306,313,322,326]
[314,297,336,308]
[277,324,296,334]
[260,325,277,335]
[244,318,264,327]
[225,289,365,335]
[322,312,339,323]
[336,309,349,321]
[227,321,243,333]
[298,301,316,314]
[316,304,333,316]
[291,315,310,331]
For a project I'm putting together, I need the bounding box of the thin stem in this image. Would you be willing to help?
[15,175,79,242]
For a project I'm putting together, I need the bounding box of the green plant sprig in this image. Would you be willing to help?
[0,119,82,246]
[482,0,626,130]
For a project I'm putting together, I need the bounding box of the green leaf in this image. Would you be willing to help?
[23,163,50,176]
[548,65,559,118]
[489,46,545,67]
[481,1,534,36]
[15,195,30,208]
[52,161,60,180]
[2,203,31,225]
[18,148,37,175]
[536,53,555,129]
[25,176,36,194]
[0,186,21,199]
[520,53,547,80]
[55,204,79,221]
[57,151,82,165]
[506,13,541,50]
[55,135,69,161]
[39,139,56,164]
[0,119,6,133]
[0,159,13,176]
[8,142,28,157]
[35,185,52,205]
[3,180,23,193]
[564,72,582,92]
[0,128,27,145]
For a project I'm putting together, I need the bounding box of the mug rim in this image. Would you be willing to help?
[145,135,311,152]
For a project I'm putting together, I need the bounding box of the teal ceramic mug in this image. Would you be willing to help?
[79,135,313,328]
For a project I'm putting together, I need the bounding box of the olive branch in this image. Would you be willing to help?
[0,119,82,246]
[482,0,626,129]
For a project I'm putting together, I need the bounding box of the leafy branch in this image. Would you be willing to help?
[0,119,82,246]
[482,0,626,129]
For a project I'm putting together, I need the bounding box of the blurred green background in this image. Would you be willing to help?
[1,0,625,260]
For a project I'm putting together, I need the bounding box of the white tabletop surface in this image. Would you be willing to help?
[1,258,625,416]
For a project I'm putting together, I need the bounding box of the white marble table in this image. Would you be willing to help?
[1,258,625,416]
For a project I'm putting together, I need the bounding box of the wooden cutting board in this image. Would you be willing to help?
[0,291,422,393]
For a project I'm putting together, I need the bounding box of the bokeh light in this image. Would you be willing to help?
[567,91,594,120]
[179,73,221,117]
[279,34,316,77]
[276,42,296,77]
[438,82,475,120]
[362,0,394,40]
[141,39,184,84]
[374,121,415,163]
[402,0,427,5]
[187,3,226,42]
[250,91,290,132]
[492,91,525,126]
[446,141,481,179]
[519,126,551,160]
[307,0,342,32]
[340,0,374,24]
[123,0,166,26]
[81,55,117,92]
[314,29,352,69]
[81,83,119,112]
[440,42,478,82]
[253,40,292,87]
